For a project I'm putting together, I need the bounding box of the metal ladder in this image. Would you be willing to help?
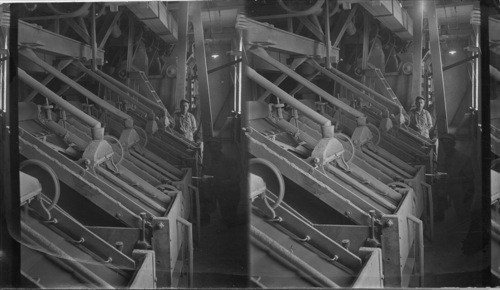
[137,70,166,109]
[370,67,403,108]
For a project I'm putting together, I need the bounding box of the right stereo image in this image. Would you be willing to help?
[244,0,491,287]
[490,0,500,285]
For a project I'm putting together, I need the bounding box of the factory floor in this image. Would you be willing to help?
[191,205,248,288]
[423,133,489,287]
[423,204,488,287]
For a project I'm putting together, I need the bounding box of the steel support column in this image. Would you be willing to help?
[427,0,448,135]
[361,12,370,84]
[410,1,424,110]
[192,2,213,139]
[172,2,189,112]
[90,3,97,71]
[324,0,331,70]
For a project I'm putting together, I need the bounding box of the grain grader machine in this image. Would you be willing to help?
[17,14,199,288]
[20,171,157,288]
[249,169,384,288]
[243,14,430,287]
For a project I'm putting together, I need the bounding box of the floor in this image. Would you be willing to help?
[192,206,249,288]
[424,203,489,287]
[424,135,489,287]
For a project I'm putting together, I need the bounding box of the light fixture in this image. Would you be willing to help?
[448,50,457,55]
[211,53,220,59]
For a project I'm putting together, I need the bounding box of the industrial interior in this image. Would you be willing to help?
[245,0,487,288]
[490,1,500,285]
[0,0,496,289]
[2,1,248,288]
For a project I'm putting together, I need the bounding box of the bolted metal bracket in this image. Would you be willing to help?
[81,139,115,173]
[351,125,373,147]
[311,137,344,166]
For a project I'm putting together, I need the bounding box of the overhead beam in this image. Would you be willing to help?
[192,2,213,139]
[90,3,97,71]
[359,0,413,40]
[127,2,178,43]
[241,16,339,60]
[410,1,423,110]
[428,0,448,135]
[18,20,104,63]
[171,2,189,112]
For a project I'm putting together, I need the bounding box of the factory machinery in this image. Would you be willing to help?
[11,2,244,287]
[243,1,433,287]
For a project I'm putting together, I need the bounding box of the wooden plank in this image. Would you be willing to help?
[352,248,384,287]
[247,131,372,224]
[253,197,363,271]
[130,250,156,288]
[86,226,141,258]
[18,20,104,62]
[46,207,137,270]
[242,16,339,60]
[152,216,171,286]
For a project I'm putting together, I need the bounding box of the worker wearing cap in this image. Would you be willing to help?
[171,99,197,142]
[408,96,433,138]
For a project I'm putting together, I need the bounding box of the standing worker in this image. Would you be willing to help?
[171,99,197,142]
[408,96,433,138]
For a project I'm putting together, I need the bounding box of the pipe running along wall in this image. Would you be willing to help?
[95,69,170,118]
[19,49,134,129]
[250,225,340,288]
[249,47,365,119]
[71,62,157,119]
[306,59,397,116]
[18,68,103,135]
[246,66,333,137]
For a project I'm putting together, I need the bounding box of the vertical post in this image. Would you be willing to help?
[172,2,189,112]
[126,15,134,86]
[427,0,448,136]
[324,0,331,70]
[287,17,293,32]
[237,30,243,115]
[233,38,238,113]
[410,1,424,110]
[361,11,370,84]
[473,7,480,110]
[90,3,97,71]
[192,2,213,139]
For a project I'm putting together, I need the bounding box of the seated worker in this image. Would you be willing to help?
[171,99,197,142]
[408,96,433,138]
